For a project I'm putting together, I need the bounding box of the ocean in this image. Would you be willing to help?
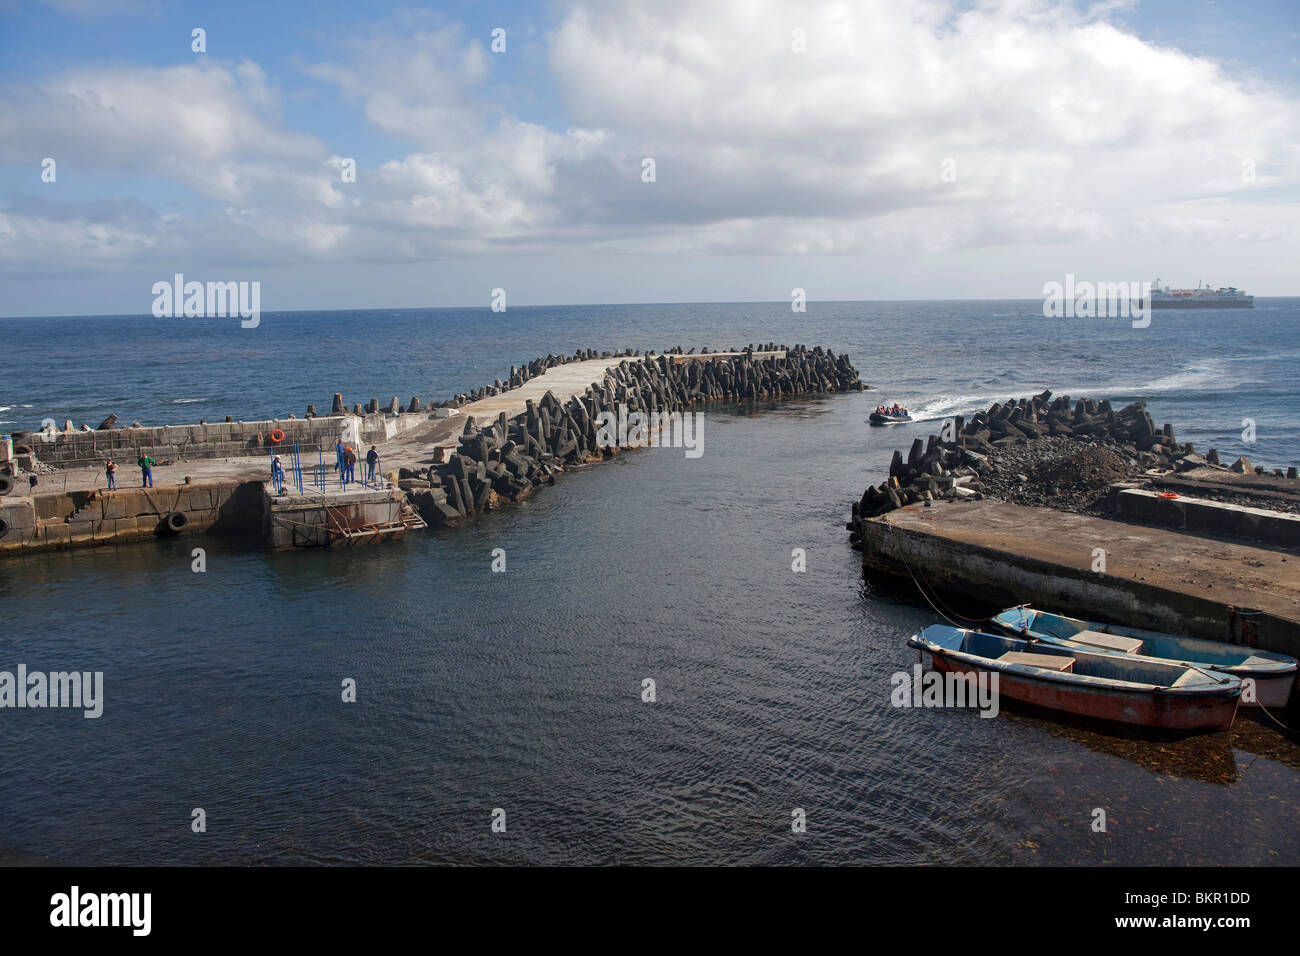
[1,299,1297,865]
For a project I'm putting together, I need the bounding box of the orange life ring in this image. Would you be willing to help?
[270,428,285,443]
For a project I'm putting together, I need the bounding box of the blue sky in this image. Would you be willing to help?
[1,0,1297,315]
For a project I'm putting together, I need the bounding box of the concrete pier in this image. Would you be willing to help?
[858,499,1300,657]
[2,345,851,555]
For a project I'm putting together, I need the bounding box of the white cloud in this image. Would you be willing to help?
[543,0,1299,252]
[304,27,492,151]
[0,59,326,203]
[1,0,1297,289]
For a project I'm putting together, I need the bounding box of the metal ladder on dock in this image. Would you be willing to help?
[327,501,427,545]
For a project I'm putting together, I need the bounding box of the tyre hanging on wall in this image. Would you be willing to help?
[163,511,189,534]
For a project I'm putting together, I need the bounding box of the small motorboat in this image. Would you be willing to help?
[991,606,1297,708]
[907,624,1243,731]
[869,409,913,425]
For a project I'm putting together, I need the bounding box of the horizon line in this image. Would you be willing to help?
[3,293,1298,321]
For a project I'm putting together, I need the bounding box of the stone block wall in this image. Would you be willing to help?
[0,480,266,554]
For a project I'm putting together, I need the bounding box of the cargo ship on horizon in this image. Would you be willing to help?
[1142,280,1254,309]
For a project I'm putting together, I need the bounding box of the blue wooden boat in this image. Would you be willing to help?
[908,624,1243,731]
[991,607,1296,709]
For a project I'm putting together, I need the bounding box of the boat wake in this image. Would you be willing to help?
[902,358,1242,424]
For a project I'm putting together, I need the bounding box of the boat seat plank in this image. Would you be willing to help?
[1067,630,1144,654]
[998,651,1075,672]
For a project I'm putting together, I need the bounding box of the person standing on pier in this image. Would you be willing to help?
[365,446,379,484]
[105,458,117,491]
[271,454,285,493]
[137,453,154,488]
[335,439,345,475]
[343,446,357,485]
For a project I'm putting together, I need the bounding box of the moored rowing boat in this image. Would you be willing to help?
[907,624,1243,731]
[991,607,1297,709]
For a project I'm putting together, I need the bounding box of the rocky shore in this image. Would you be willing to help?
[848,391,1300,548]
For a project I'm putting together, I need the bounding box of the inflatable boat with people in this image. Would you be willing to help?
[869,403,912,425]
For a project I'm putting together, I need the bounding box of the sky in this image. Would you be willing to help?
[0,0,1297,316]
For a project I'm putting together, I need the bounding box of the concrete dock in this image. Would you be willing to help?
[859,499,1300,657]
[0,479,266,553]
[0,475,416,555]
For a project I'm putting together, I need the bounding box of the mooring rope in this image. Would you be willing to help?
[896,549,992,630]
[1254,698,1297,734]
[896,549,993,627]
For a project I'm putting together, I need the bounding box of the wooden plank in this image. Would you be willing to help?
[998,651,1074,672]
[1069,630,1144,654]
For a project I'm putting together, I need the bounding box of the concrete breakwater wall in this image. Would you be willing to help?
[0,350,611,472]
[1111,487,1300,548]
[9,415,389,472]
[406,346,865,527]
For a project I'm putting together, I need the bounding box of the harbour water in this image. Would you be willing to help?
[1,300,1297,865]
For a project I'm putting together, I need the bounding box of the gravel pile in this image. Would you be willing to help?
[982,439,1137,515]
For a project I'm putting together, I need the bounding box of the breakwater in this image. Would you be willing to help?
[849,391,1298,533]
[406,346,865,527]
[10,416,361,472]
[0,344,864,555]
[2,349,655,472]
[435,345,759,408]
